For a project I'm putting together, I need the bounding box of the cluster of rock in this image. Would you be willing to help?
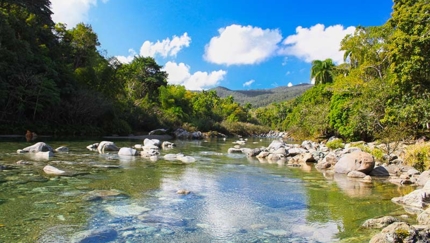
[365,180,430,242]
[15,139,196,176]
[173,128,203,139]
[228,138,430,242]
[16,142,68,159]
[255,131,290,139]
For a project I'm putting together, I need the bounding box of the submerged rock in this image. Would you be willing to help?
[71,227,118,243]
[105,204,151,217]
[82,189,128,201]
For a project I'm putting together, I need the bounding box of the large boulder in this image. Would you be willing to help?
[144,138,160,147]
[118,147,138,156]
[391,180,430,209]
[334,151,375,175]
[17,142,53,153]
[316,152,338,170]
[97,141,119,154]
[417,170,430,186]
[369,222,418,243]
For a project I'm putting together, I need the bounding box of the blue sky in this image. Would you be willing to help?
[50,0,393,90]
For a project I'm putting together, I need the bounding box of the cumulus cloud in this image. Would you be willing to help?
[140,33,191,58]
[280,24,355,64]
[163,61,226,90]
[50,0,108,27]
[287,82,293,87]
[116,49,137,64]
[243,79,255,88]
[204,24,282,65]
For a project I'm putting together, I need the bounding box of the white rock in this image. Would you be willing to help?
[118,147,138,156]
[43,165,66,175]
[55,146,69,152]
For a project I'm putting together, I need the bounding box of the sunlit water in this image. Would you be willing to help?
[0,137,414,242]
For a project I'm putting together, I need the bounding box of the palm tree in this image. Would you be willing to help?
[310,58,336,85]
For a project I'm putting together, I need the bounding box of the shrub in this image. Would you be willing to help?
[356,144,385,162]
[403,143,430,172]
[326,139,344,150]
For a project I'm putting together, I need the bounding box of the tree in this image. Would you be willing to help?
[387,0,430,94]
[119,56,167,102]
[340,25,392,81]
[310,58,336,85]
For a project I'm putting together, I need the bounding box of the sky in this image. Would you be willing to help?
[49,0,394,91]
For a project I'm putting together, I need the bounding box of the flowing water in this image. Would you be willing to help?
[0,137,415,243]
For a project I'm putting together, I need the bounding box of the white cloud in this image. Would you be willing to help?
[280,24,355,64]
[50,0,108,27]
[116,49,137,64]
[243,79,255,87]
[204,24,282,65]
[287,82,293,87]
[140,33,191,58]
[163,61,226,90]
[286,71,291,75]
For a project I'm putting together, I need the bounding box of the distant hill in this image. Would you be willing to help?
[209,84,312,108]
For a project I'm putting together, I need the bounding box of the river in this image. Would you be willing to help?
[0,137,414,242]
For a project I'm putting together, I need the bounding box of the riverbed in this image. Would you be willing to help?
[0,137,414,242]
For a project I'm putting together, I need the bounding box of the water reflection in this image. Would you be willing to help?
[333,173,373,198]
[0,138,409,243]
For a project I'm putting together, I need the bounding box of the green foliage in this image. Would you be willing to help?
[311,59,336,85]
[280,84,332,140]
[102,119,132,136]
[220,121,269,137]
[388,0,430,94]
[1,0,429,140]
[403,143,430,172]
[326,139,344,150]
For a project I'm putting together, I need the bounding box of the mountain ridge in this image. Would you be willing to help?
[209,83,312,108]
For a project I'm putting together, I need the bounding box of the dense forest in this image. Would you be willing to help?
[0,0,267,137]
[254,0,430,141]
[1,0,429,142]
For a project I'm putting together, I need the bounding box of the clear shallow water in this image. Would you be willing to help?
[0,137,414,242]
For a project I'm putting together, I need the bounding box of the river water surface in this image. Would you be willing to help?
[0,137,414,242]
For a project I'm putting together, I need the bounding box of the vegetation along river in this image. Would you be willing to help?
[0,137,414,242]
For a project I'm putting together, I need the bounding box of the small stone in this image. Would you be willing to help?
[176,189,190,195]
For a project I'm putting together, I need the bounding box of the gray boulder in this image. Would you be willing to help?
[18,142,53,153]
[97,141,119,154]
[362,216,399,229]
[417,170,430,186]
[391,181,430,209]
[369,222,418,243]
[334,151,375,175]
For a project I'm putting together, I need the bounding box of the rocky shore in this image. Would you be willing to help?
[228,137,430,242]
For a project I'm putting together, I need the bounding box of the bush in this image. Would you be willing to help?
[403,143,430,172]
[326,138,344,150]
[356,144,385,162]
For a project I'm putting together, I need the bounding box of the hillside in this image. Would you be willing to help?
[209,84,312,108]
